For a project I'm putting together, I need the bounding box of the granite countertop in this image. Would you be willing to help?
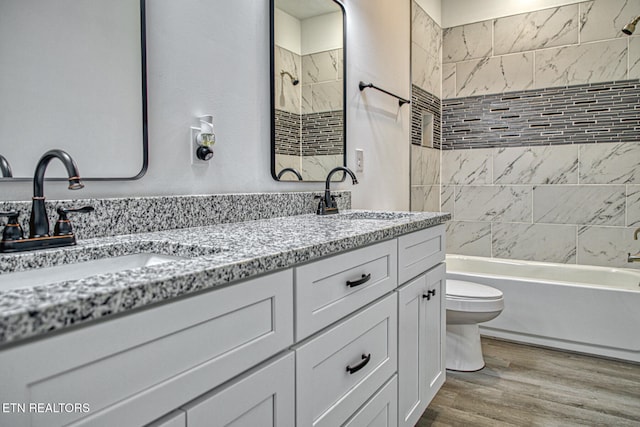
[0,210,450,345]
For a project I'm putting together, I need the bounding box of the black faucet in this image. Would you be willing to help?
[0,149,93,253]
[316,166,358,215]
[0,154,12,178]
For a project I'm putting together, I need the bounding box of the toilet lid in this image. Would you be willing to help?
[446,279,503,300]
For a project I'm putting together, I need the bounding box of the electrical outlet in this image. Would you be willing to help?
[355,149,364,172]
[190,127,209,166]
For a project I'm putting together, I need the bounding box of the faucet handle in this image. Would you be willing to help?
[54,206,94,236]
[0,211,24,241]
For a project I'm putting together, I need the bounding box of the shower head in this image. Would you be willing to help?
[622,16,640,35]
[280,70,299,86]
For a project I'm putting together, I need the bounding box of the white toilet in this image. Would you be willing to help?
[445,279,504,372]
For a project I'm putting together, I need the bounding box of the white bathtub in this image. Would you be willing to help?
[446,255,640,363]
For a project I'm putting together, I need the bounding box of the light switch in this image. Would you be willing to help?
[355,149,364,173]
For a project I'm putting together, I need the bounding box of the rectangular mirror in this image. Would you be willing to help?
[0,0,147,181]
[270,0,346,182]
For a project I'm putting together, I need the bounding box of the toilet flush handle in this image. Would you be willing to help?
[422,289,436,301]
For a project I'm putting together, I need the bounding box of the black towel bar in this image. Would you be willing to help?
[359,81,410,106]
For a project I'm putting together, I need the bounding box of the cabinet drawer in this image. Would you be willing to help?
[397,225,445,284]
[295,293,398,427]
[295,239,397,340]
[0,270,294,427]
[183,351,295,427]
[344,375,398,427]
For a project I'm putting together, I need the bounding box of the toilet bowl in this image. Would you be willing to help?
[446,279,504,372]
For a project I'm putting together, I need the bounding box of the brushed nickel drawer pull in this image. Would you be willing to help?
[346,273,371,288]
[346,353,371,374]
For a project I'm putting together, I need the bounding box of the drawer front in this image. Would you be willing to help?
[343,375,398,427]
[0,270,294,427]
[397,225,445,284]
[295,239,398,340]
[295,293,398,427]
[184,351,295,427]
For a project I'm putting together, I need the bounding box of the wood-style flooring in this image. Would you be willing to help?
[419,338,640,426]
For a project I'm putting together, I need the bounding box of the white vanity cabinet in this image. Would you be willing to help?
[396,225,446,427]
[0,270,294,427]
[0,222,448,427]
[183,352,295,427]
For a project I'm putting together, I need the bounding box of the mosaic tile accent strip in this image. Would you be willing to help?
[411,84,442,148]
[301,110,344,156]
[442,80,640,149]
[274,109,300,155]
[0,191,351,240]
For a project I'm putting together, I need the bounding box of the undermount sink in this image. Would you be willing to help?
[334,211,418,220]
[0,253,186,291]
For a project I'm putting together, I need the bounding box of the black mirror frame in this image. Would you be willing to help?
[270,0,347,182]
[4,0,148,183]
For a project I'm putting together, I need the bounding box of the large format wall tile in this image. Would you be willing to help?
[534,39,627,88]
[412,3,441,60]
[457,53,534,97]
[628,185,640,226]
[579,142,640,184]
[492,222,577,263]
[411,145,440,185]
[630,37,640,80]
[533,185,626,225]
[580,0,640,43]
[455,185,532,222]
[301,49,341,84]
[441,185,454,215]
[442,63,456,99]
[275,46,301,114]
[578,226,640,269]
[441,148,492,184]
[493,5,578,55]
[443,22,492,63]
[302,81,342,113]
[412,42,441,97]
[493,145,578,184]
[411,185,440,212]
[446,221,492,257]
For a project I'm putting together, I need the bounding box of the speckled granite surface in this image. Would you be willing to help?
[0,191,351,239]
[0,209,449,345]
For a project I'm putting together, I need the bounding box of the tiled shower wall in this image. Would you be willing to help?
[410,0,640,269]
[410,1,442,213]
[274,45,343,180]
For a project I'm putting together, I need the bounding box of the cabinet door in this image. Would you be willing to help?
[424,263,446,406]
[184,352,294,427]
[397,263,446,427]
[397,274,428,427]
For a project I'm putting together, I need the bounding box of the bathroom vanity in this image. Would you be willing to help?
[0,201,448,427]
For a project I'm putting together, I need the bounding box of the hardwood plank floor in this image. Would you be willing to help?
[419,338,640,426]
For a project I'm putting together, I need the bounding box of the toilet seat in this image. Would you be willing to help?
[446,280,504,312]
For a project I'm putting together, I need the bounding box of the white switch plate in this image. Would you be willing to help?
[355,149,364,172]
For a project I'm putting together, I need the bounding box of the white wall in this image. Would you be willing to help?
[275,8,301,55]
[301,11,343,55]
[347,0,411,210]
[415,0,441,25]
[2,0,411,211]
[442,0,582,27]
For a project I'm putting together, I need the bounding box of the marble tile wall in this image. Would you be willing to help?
[301,48,343,115]
[443,0,640,98]
[410,2,444,214]
[408,0,640,269]
[442,142,640,269]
